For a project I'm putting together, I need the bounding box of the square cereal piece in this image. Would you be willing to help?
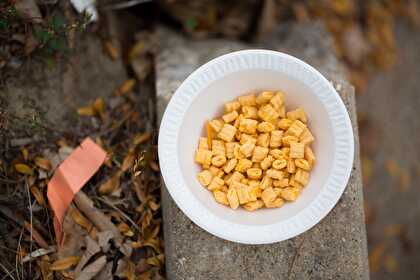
[289,175,303,188]
[248,180,260,188]
[257,121,275,133]
[223,158,238,173]
[226,171,244,186]
[197,170,213,186]
[295,168,310,185]
[247,168,263,179]
[243,200,264,211]
[265,197,285,208]
[222,110,239,123]
[198,137,209,150]
[232,181,251,204]
[252,146,269,162]
[212,140,225,156]
[270,130,283,148]
[260,175,272,189]
[290,142,305,159]
[233,113,243,129]
[225,142,239,159]
[260,155,274,170]
[287,158,296,173]
[208,176,225,191]
[300,128,315,145]
[287,108,307,123]
[256,91,274,105]
[261,187,276,206]
[277,118,293,130]
[239,142,255,158]
[242,106,258,119]
[257,133,270,147]
[282,135,298,147]
[304,146,316,167]
[295,159,311,171]
[286,120,306,138]
[269,92,284,111]
[213,190,229,205]
[258,104,279,122]
[211,155,227,167]
[247,185,259,202]
[195,149,212,168]
[266,169,284,180]
[240,134,257,145]
[238,94,257,106]
[209,166,224,177]
[239,118,258,134]
[218,124,237,142]
[235,158,252,172]
[209,119,224,132]
[224,101,241,113]
[227,188,239,209]
[280,187,301,201]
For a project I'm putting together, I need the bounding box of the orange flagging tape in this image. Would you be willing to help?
[47,138,106,246]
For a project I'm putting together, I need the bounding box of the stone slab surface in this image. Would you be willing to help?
[156,24,369,280]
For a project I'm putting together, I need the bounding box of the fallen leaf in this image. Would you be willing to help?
[121,152,135,172]
[76,255,106,280]
[118,223,134,237]
[133,132,152,145]
[24,221,49,249]
[30,186,46,206]
[146,256,160,267]
[384,254,399,273]
[93,97,105,114]
[15,163,34,175]
[70,206,92,231]
[50,256,80,271]
[98,171,121,195]
[148,200,160,211]
[21,148,29,161]
[124,261,135,280]
[385,159,400,177]
[39,256,53,280]
[35,157,52,170]
[116,79,136,95]
[143,238,161,253]
[384,224,402,237]
[74,236,101,277]
[97,230,113,252]
[361,157,372,185]
[369,243,386,273]
[77,106,95,116]
[399,170,410,192]
[149,161,160,172]
[104,41,119,60]
[128,41,145,61]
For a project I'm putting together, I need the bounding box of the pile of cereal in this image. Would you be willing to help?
[194,91,316,211]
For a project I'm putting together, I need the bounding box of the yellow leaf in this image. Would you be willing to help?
[117,79,136,95]
[70,207,92,230]
[21,148,29,161]
[93,97,105,114]
[98,172,121,195]
[77,106,95,116]
[15,163,33,175]
[30,186,45,206]
[146,256,160,267]
[104,41,119,60]
[50,256,80,271]
[124,261,135,280]
[128,41,145,61]
[35,157,52,170]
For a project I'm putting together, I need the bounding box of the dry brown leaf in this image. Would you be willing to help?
[50,256,80,271]
[124,261,135,280]
[133,132,152,145]
[98,171,121,195]
[116,79,136,95]
[384,224,402,237]
[76,255,107,280]
[35,157,52,170]
[24,221,49,249]
[121,152,135,172]
[145,256,161,267]
[88,227,97,240]
[77,106,95,117]
[70,207,92,231]
[141,210,152,231]
[15,163,34,175]
[118,223,134,237]
[30,186,46,206]
[384,254,399,273]
[128,41,145,61]
[39,256,53,280]
[21,148,29,161]
[148,200,160,211]
[104,41,119,60]
[369,243,386,273]
[399,170,410,192]
[149,161,160,172]
[143,238,161,253]
[93,97,105,114]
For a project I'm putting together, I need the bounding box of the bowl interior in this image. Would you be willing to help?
[178,69,334,226]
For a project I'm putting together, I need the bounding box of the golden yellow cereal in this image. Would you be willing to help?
[256,91,274,105]
[305,146,316,167]
[198,137,209,150]
[239,118,258,134]
[226,171,244,186]
[222,110,239,123]
[213,190,229,205]
[295,159,311,171]
[212,140,225,157]
[211,155,226,169]
[224,158,238,173]
[280,187,301,201]
[266,197,285,208]
[278,106,286,118]
[260,155,274,170]
[261,187,276,206]
[233,113,243,129]
[287,158,296,173]
[224,101,241,113]
[232,181,251,204]
[252,162,260,168]
[287,108,307,123]
[270,92,284,111]
[227,188,239,209]
[240,134,257,145]
[282,135,298,146]
[289,175,304,189]
[197,170,213,186]
[273,178,289,188]
[226,142,239,159]
[247,185,258,202]
[269,149,283,159]
[260,175,273,190]
[270,130,284,148]
[252,146,269,162]
[220,185,228,193]
[300,128,314,144]
[241,178,249,185]
[290,142,305,159]
[257,121,275,133]
[278,118,293,130]
[257,133,270,147]
[272,159,287,170]
[239,142,255,158]
[266,169,283,180]
[242,106,258,119]
[209,119,224,132]
[233,144,246,159]
[224,173,232,182]
[286,120,306,138]
[295,169,310,185]
[218,124,237,142]
[209,166,224,177]
[238,94,257,106]
[248,180,260,188]
[281,147,290,158]
[258,104,279,122]
[247,168,263,179]
[235,158,252,172]
[243,200,264,211]
[195,149,212,169]
[208,176,224,191]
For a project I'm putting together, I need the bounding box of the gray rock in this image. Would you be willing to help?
[156,25,369,280]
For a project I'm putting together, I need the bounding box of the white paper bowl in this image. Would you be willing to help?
[158,50,354,244]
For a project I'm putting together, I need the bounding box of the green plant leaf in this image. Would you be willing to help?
[51,15,66,30]
[47,36,67,52]
[34,28,52,45]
